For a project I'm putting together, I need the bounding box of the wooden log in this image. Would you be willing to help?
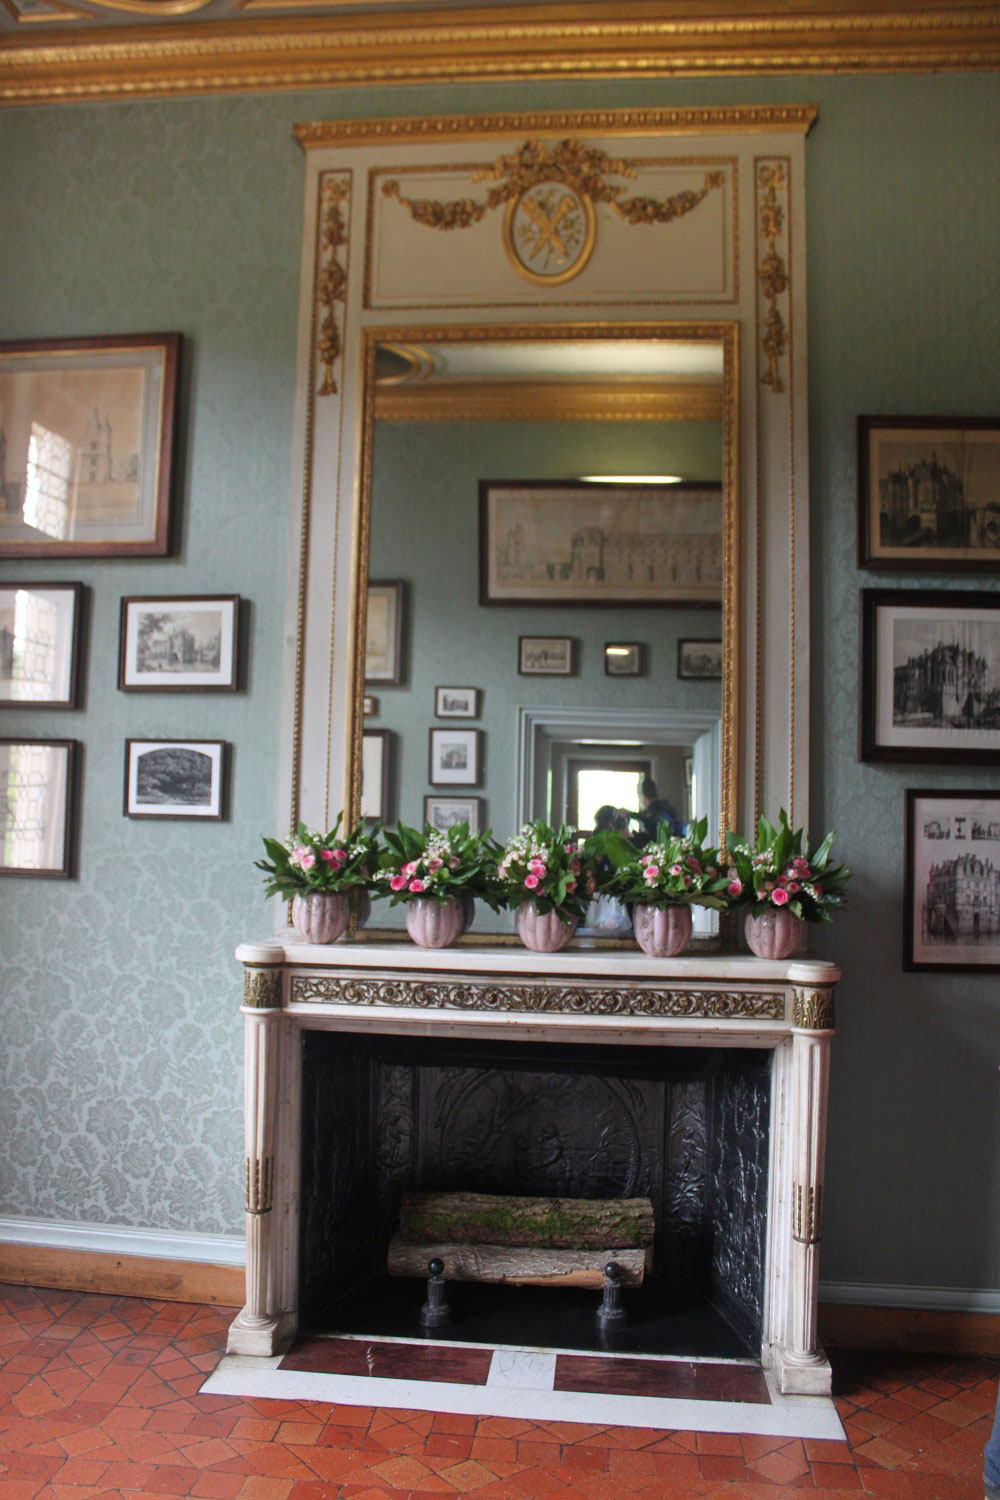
[387,1237,649,1287]
[397,1192,655,1251]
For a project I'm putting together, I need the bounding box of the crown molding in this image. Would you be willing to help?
[1,3,998,108]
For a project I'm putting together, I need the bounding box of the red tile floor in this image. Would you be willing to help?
[1,1283,996,1499]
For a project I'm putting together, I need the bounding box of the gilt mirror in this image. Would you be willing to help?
[350,320,739,937]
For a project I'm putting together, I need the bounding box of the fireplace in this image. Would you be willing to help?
[229,938,838,1395]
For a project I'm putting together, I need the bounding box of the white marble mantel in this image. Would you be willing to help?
[229,938,839,1395]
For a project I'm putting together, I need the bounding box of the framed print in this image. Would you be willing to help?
[363,695,377,716]
[428,727,481,786]
[0,582,83,707]
[435,685,479,718]
[424,794,485,833]
[124,738,226,820]
[518,636,574,676]
[365,579,404,685]
[119,594,238,691]
[905,788,1000,972]
[858,416,1000,571]
[861,589,1000,764]
[604,642,643,676]
[678,638,723,680]
[361,728,392,821]
[0,738,77,878]
[480,479,722,606]
[0,333,180,558]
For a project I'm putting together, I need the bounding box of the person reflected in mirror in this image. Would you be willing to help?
[636,775,683,845]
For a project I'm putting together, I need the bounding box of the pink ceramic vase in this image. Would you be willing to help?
[632,903,693,957]
[744,906,804,959]
[515,903,578,953]
[290,891,350,944]
[405,896,466,949]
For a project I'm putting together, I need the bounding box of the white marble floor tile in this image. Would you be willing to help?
[486,1349,557,1389]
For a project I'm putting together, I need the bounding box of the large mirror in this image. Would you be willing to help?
[352,322,738,936]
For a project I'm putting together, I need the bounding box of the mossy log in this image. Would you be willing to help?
[397,1191,654,1251]
[387,1237,649,1287]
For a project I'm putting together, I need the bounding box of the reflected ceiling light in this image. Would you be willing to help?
[578,473,683,484]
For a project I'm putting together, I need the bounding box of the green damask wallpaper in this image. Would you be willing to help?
[0,74,997,1294]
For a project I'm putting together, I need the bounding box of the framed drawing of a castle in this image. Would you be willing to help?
[858,416,1000,571]
[905,788,1000,972]
[480,479,722,606]
[860,589,1000,764]
[0,334,180,558]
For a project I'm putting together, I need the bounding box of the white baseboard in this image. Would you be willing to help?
[820,1280,1000,1315]
[0,1215,245,1267]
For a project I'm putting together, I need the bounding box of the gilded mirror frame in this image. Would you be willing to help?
[347,318,740,856]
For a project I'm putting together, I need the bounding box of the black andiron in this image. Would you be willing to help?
[419,1257,452,1328]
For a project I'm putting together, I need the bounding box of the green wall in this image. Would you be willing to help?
[0,74,997,1295]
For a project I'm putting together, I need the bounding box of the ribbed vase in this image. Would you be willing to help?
[744,907,804,959]
[290,891,350,944]
[515,903,578,953]
[405,896,466,949]
[632,903,693,957]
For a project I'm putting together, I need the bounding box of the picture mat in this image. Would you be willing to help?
[122,598,236,688]
[430,727,479,785]
[519,637,572,674]
[126,740,223,817]
[0,740,70,871]
[365,584,400,682]
[0,585,77,702]
[909,791,1000,968]
[424,796,483,833]
[875,602,1000,752]
[0,347,167,546]
[360,733,386,820]
[483,483,722,604]
[867,425,1000,565]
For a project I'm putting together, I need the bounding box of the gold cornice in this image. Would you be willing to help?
[2,6,998,108]
[374,377,725,424]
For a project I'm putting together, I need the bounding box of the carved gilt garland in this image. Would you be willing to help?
[316,173,350,396]
[757,161,789,394]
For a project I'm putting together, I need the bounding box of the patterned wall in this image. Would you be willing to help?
[0,76,997,1292]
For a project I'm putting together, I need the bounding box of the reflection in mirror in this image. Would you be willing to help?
[357,327,734,937]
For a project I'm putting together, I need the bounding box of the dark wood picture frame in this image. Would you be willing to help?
[604,642,643,676]
[423,794,486,833]
[0,333,181,558]
[0,737,78,877]
[677,638,723,680]
[118,594,239,692]
[518,636,574,676]
[435,685,479,718]
[428,726,482,787]
[123,738,227,820]
[904,787,1000,973]
[858,415,1000,572]
[860,588,1000,765]
[365,579,404,686]
[0,581,84,709]
[361,728,392,822]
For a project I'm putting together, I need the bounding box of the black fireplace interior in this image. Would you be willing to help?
[298,1032,770,1360]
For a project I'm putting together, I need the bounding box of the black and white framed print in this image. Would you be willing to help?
[360,729,392,821]
[904,788,1000,972]
[861,589,1000,764]
[678,638,723,680]
[518,636,574,676]
[124,738,226,819]
[435,685,479,718]
[0,582,83,707]
[0,738,77,877]
[858,416,1000,571]
[423,794,485,833]
[604,643,643,676]
[119,595,238,691]
[365,580,404,685]
[428,727,481,786]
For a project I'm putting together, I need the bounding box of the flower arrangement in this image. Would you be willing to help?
[373,821,503,909]
[600,817,731,910]
[256,816,379,902]
[723,810,851,922]
[495,820,597,923]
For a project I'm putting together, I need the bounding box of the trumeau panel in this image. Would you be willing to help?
[279,106,813,865]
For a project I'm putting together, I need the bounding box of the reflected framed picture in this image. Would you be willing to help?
[436,685,479,718]
[604,642,642,676]
[0,581,83,708]
[0,738,77,877]
[858,416,1000,571]
[678,638,723,679]
[860,589,1000,764]
[365,579,404,685]
[119,594,239,691]
[429,726,481,786]
[518,636,574,676]
[124,738,226,820]
[905,788,1000,972]
[0,333,180,558]
[361,728,392,821]
[480,479,722,606]
[424,794,485,833]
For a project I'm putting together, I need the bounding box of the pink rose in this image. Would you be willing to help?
[670,863,683,876]
[687,857,701,872]
[564,843,573,853]
[571,859,581,875]
[403,861,418,877]
[291,846,308,865]
[788,881,800,894]
[428,858,443,871]
[529,859,547,876]
[408,878,426,893]
[524,874,540,889]
[565,879,577,892]
[727,879,743,897]
[777,876,788,887]
[642,853,655,865]
[449,856,460,869]
[772,887,789,906]
[644,865,660,881]
[683,875,692,887]
[300,853,316,870]
[320,849,338,864]
[390,874,407,891]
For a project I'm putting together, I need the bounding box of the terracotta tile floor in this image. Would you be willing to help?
[1,1283,996,1499]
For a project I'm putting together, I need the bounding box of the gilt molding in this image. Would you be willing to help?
[793,1182,824,1245]
[242,966,283,1010]
[793,987,836,1031]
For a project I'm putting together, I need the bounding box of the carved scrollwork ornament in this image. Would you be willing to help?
[316,173,350,397]
[793,987,836,1031]
[243,967,283,1010]
[757,162,789,394]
